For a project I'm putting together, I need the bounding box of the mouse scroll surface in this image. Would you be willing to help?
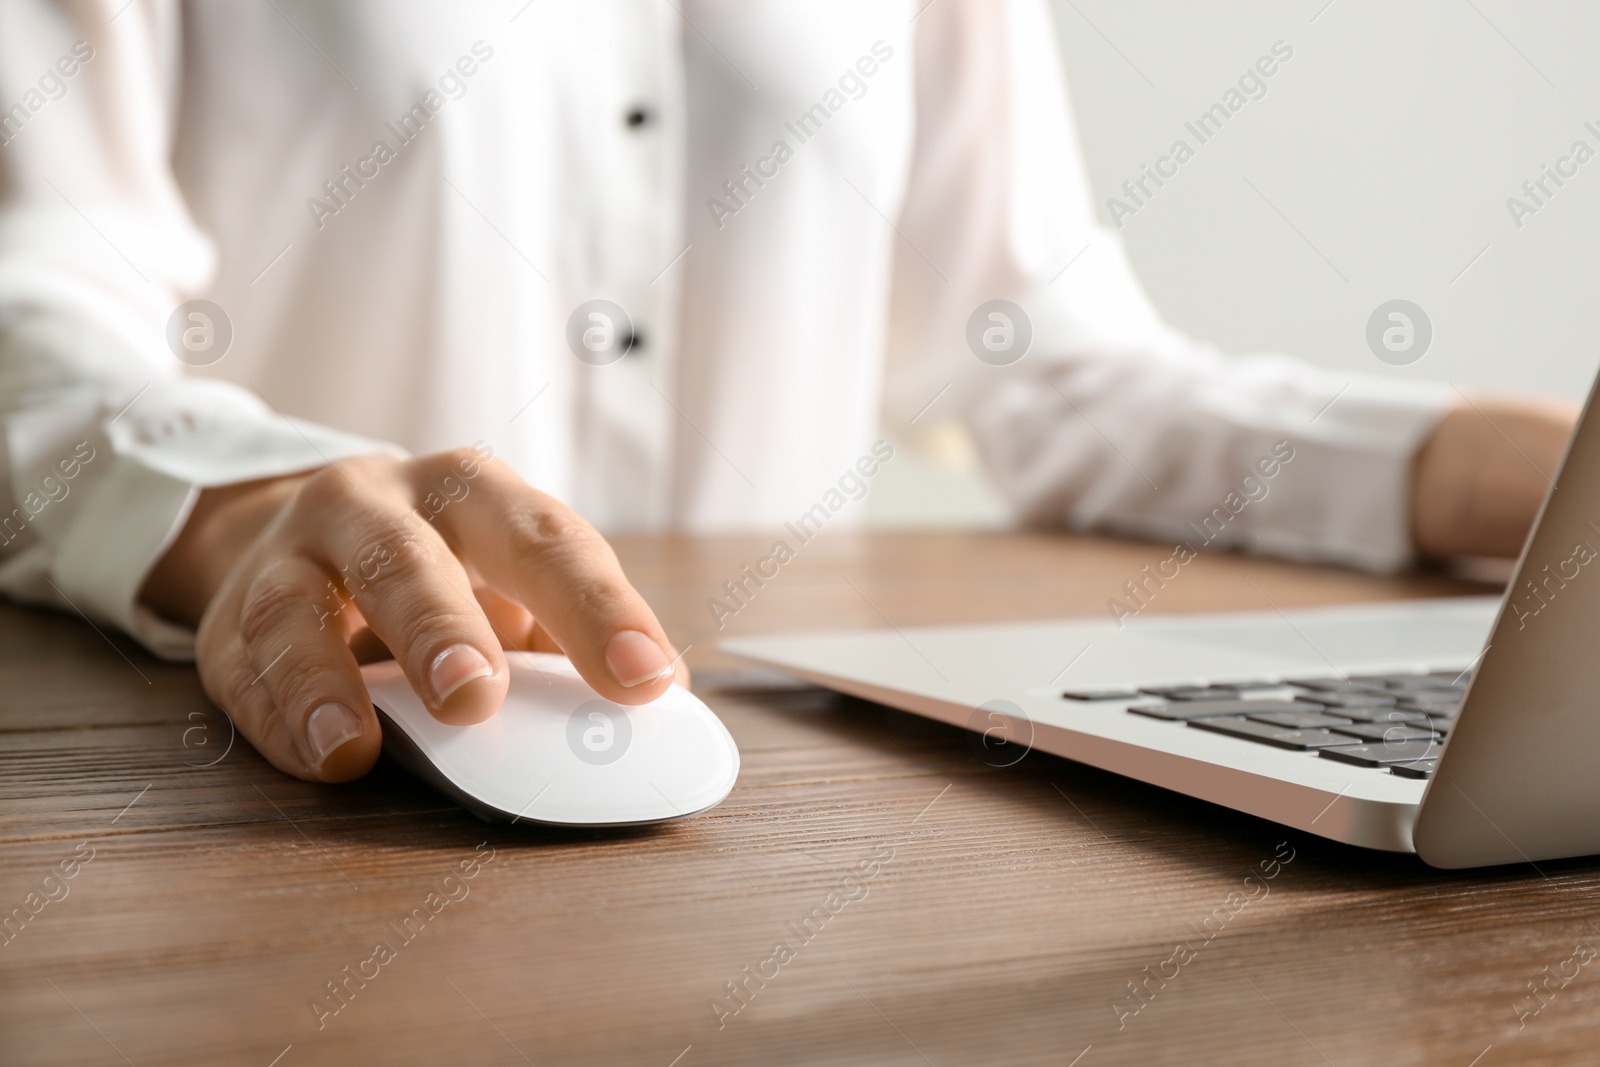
[361,653,740,826]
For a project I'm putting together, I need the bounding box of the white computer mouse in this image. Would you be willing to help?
[361,652,739,826]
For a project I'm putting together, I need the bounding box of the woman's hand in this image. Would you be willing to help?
[141,448,685,783]
[1411,394,1580,559]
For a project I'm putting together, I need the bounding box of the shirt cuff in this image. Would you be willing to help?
[51,421,400,662]
[1241,374,1456,572]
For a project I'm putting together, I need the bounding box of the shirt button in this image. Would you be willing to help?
[624,105,654,130]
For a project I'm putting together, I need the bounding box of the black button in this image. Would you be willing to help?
[1285,678,1388,694]
[618,329,646,355]
[1298,692,1397,709]
[1318,740,1442,766]
[1326,722,1440,743]
[1128,700,1310,722]
[625,106,653,129]
[1186,717,1363,751]
[1327,706,1428,725]
[1245,710,1354,730]
[1139,686,1240,702]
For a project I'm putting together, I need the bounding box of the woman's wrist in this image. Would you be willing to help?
[1411,397,1577,559]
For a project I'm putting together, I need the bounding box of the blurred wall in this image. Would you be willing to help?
[867,0,1600,527]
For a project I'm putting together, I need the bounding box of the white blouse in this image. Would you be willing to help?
[0,0,1451,659]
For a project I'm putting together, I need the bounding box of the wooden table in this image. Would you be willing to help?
[2,531,1587,1066]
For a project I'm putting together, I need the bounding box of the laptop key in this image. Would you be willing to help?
[1061,689,1141,701]
[1189,717,1364,750]
[1130,700,1311,721]
[1391,760,1437,779]
[1350,673,1432,687]
[1328,722,1439,743]
[1319,740,1442,766]
[1392,681,1465,694]
[1397,700,1459,717]
[1329,706,1428,725]
[1139,686,1240,701]
[1285,678,1388,694]
[1397,687,1465,702]
[1296,692,1397,709]
[1246,710,1355,730]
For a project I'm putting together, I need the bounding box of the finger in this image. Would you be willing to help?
[293,468,509,725]
[210,555,379,782]
[425,454,676,704]
[527,615,686,684]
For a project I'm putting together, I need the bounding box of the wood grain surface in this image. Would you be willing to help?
[2,531,1591,1066]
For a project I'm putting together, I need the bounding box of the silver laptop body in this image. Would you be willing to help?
[724,384,1600,868]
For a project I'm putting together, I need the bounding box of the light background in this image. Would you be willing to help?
[867,0,1600,526]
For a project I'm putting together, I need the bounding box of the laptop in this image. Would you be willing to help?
[723,388,1600,869]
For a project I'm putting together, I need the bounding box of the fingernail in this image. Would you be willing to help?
[430,644,494,703]
[306,703,363,769]
[606,630,673,688]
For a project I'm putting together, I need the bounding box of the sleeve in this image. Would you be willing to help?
[0,0,396,660]
[883,0,1454,573]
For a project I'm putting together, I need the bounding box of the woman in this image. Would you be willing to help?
[0,0,1572,783]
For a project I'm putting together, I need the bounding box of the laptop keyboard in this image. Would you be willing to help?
[1063,670,1468,779]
